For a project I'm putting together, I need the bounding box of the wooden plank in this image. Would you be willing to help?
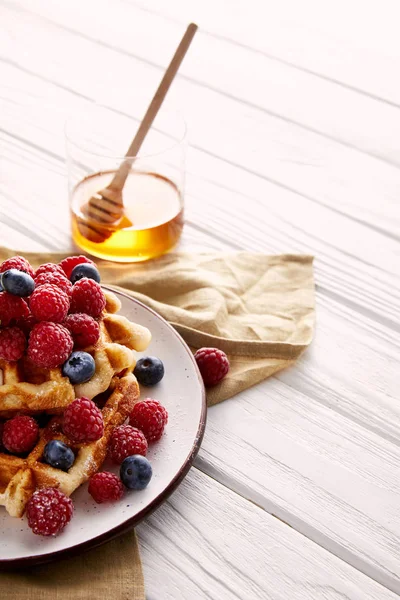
[2,0,400,241]
[138,468,399,600]
[195,368,400,593]
[6,0,400,173]
[2,7,400,592]
[129,0,400,106]
[1,61,399,332]
[2,123,400,592]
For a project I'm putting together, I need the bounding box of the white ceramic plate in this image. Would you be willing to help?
[0,288,206,567]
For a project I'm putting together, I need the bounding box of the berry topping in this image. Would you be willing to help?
[88,472,124,503]
[134,356,164,386]
[26,488,73,536]
[34,263,66,279]
[0,326,26,361]
[63,397,104,443]
[35,271,73,298]
[59,255,95,279]
[70,278,106,318]
[43,440,75,471]
[62,351,95,384]
[194,347,230,386]
[2,415,39,454]
[64,313,100,348]
[17,313,38,335]
[129,398,168,443]
[0,422,4,451]
[0,291,30,327]
[30,284,70,323]
[28,322,73,368]
[1,269,35,297]
[0,256,34,278]
[70,263,101,284]
[0,275,3,292]
[109,425,148,464]
[120,455,152,490]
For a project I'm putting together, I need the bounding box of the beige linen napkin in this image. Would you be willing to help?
[0,530,144,599]
[0,248,315,598]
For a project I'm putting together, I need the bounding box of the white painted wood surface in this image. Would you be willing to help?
[1,1,400,598]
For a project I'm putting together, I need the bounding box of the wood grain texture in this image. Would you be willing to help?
[1,57,399,332]
[130,0,400,106]
[1,116,400,591]
[2,1,400,238]
[138,468,399,600]
[1,1,400,598]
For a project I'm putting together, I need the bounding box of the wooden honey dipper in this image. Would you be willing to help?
[78,23,198,243]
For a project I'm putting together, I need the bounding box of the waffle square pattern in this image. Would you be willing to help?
[0,291,151,518]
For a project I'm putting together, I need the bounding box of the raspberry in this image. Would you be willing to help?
[34,263,66,279]
[0,256,34,278]
[2,415,38,454]
[30,284,70,323]
[0,422,4,451]
[64,313,100,348]
[194,347,230,386]
[63,397,104,443]
[28,322,73,368]
[59,255,95,279]
[129,398,168,443]
[0,327,26,361]
[88,472,124,503]
[109,425,148,464]
[35,272,73,298]
[70,278,106,318]
[0,291,30,327]
[17,312,38,335]
[26,488,73,536]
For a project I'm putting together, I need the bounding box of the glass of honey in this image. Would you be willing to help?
[65,105,186,262]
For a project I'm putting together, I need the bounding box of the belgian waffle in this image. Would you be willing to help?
[0,290,152,517]
[0,291,151,417]
[0,372,139,517]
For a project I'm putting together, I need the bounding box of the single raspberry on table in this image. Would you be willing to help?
[63,397,104,443]
[35,272,73,298]
[70,278,106,318]
[2,415,39,454]
[109,425,148,464]
[59,255,95,279]
[30,284,70,323]
[26,488,73,536]
[28,322,73,368]
[0,256,35,278]
[129,398,168,443]
[0,326,26,361]
[63,313,100,348]
[0,291,30,327]
[34,263,67,280]
[88,472,124,503]
[194,347,230,386]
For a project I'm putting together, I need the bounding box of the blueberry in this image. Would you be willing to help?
[62,351,95,384]
[70,263,100,284]
[0,274,3,292]
[2,269,35,297]
[134,356,164,386]
[120,455,152,490]
[43,440,75,471]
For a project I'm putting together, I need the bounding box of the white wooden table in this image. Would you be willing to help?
[1,1,400,598]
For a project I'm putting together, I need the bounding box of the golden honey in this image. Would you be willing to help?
[71,170,184,262]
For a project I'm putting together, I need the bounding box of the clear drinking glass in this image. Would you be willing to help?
[65,105,187,262]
